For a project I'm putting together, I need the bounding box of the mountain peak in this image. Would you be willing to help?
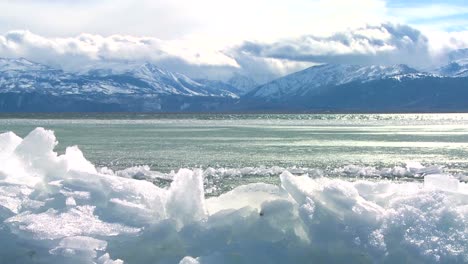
[128,62,206,95]
[0,57,51,72]
[132,62,167,76]
[438,60,468,77]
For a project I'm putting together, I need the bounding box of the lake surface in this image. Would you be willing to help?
[2,113,468,180]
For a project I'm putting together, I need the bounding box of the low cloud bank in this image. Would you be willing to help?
[1,23,468,82]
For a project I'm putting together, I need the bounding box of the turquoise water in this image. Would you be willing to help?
[2,113,468,179]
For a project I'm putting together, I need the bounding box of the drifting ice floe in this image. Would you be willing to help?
[0,128,467,263]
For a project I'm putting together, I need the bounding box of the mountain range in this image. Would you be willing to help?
[0,58,256,112]
[242,63,468,112]
[0,56,467,112]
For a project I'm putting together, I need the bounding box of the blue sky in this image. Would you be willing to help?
[387,0,468,31]
[0,0,467,81]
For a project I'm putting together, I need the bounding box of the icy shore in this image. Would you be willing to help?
[0,128,467,263]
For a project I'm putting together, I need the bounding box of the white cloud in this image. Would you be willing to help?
[1,1,468,82]
[0,0,389,82]
[0,0,388,42]
[2,24,468,83]
[0,30,238,71]
[424,30,468,57]
[0,30,315,83]
[230,23,433,67]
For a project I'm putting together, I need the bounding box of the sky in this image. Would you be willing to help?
[0,0,468,82]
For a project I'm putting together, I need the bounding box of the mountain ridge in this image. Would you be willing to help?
[247,64,434,100]
[1,57,468,112]
[0,58,242,98]
[239,61,468,112]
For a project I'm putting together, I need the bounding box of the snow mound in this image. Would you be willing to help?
[0,128,467,263]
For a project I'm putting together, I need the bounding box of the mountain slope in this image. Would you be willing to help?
[240,63,468,112]
[247,64,426,100]
[241,75,468,112]
[437,59,468,77]
[226,73,258,94]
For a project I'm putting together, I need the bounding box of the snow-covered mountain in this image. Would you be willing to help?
[437,59,468,77]
[0,58,244,111]
[241,63,468,112]
[248,64,428,99]
[2,58,468,112]
[432,48,468,77]
[0,58,239,98]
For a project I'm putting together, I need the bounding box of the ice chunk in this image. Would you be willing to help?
[0,131,22,157]
[63,146,97,173]
[179,256,200,264]
[97,253,124,264]
[65,196,77,207]
[206,183,289,214]
[114,165,172,181]
[59,168,168,225]
[50,236,107,259]
[13,128,68,180]
[6,206,140,240]
[0,185,34,214]
[424,174,459,192]
[406,161,443,176]
[406,161,425,170]
[280,171,317,204]
[166,169,207,228]
[14,128,58,161]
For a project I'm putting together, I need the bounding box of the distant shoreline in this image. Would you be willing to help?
[1,111,468,120]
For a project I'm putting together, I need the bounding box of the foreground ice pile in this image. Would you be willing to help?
[0,128,467,264]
